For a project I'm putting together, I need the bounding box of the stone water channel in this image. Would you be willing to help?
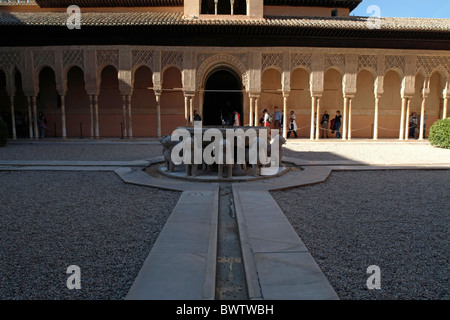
[216,182,248,300]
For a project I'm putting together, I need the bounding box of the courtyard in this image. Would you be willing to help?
[0,138,448,300]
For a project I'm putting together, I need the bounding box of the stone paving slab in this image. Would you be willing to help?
[233,189,339,300]
[126,188,219,300]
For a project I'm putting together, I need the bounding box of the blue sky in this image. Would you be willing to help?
[351,0,450,18]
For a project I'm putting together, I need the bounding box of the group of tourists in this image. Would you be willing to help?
[197,106,428,139]
[258,107,343,139]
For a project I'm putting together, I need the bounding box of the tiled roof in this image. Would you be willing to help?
[0,0,37,5]
[33,0,182,7]
[0,11,448,33]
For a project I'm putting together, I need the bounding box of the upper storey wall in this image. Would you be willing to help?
[184,0,354,19]
[264,6,350,17]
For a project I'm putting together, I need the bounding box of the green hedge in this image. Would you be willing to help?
[429,118,450,149]
[0,118,8,147]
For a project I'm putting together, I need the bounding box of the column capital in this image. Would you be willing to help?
[422,87,430,99]
[183,91,195,98]
[249,92,261,98]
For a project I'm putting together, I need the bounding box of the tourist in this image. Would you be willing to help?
[263,109,270,127]
[273,106,281,129]
[287,111,298,138]
[38,111,47,139]
[233,110,241,126]
[409,112,418,138]
[193,110,202,122]
[320,110,330,138]
[334,110,342,138]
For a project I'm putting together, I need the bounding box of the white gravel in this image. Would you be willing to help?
[284,140,450,164]
[0,171,180,300]
[272,170,449,300]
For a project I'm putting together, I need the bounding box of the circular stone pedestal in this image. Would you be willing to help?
[153,162,291,182]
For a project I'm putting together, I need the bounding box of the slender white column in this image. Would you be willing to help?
[399,98,406,140]
[404,98,410,141]
[310,96,315,140]
[443,96,448,119]
[342,97,348,140]
[122,95,128,139]
[315,97,320,140]
[283,94,288,138]
[156,93,161,138]
[419,94,427,141]
[199,91,204,119]
[189,96,194,126]
[89,95,94,139]
[254,96,259,126]
[127,95,133,139]
[27,97,33,139]
[184,95,189,126]
[94,95,99,139]
[348,98,352,140]
[10,96,17,140]
[61,95,66,140]
[249,96,253,126]
[373,95,380,140]
[32,96,38,140]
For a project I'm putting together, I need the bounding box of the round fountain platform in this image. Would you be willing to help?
[144,161,300,183]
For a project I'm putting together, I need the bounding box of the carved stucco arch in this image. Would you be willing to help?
[63,64,85,94]
[196,54,248,91]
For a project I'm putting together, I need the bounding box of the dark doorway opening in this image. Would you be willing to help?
[203,68,243,126]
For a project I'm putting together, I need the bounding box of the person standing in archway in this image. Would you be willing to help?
[233,110,241,126]
[320,110,330,138]
[273,106,281,130]
[263,109,270,128]
[334,110,342,138]
[287,111,298,138]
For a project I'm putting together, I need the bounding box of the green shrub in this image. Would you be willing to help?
[429,118,450,149]
[0,117,8,147]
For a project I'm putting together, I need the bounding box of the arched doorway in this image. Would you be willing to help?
[202,67,243,126]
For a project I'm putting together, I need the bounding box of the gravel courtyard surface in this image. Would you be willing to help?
[272,170,449,300]
[0,171,180,300]
[0,141,162,161]
[283,140,450,164]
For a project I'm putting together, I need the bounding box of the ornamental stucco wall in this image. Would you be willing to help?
[0,46,448,139]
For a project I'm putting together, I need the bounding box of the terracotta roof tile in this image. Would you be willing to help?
[0,10,448,33]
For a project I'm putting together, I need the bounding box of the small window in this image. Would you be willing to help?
[331,9,338,17]
[201,0,246,15]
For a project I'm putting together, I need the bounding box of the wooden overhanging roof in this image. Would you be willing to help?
[0,11,448,50]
